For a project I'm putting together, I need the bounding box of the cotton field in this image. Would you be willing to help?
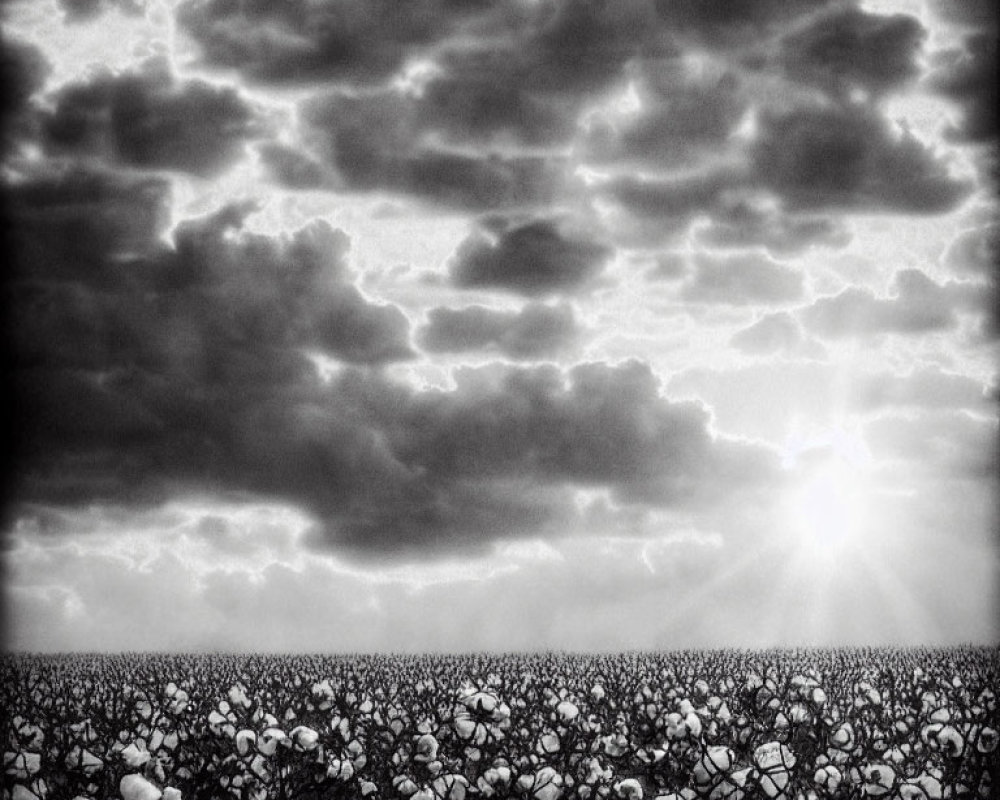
[2,648,997,800]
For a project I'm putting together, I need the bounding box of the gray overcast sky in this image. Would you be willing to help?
[2,0,997,652]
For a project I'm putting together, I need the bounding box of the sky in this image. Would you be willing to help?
[0,0,997,653]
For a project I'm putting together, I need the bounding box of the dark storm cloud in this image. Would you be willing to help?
[0,37,49,157]
[681,252,804,305]
[751,104,972,214]
[927,33,999,144]
[776,6,926,99]
[415,0,672,149]
[448,217,612,296]
[358,360,776,517]
[56,0,143,20]
[604,169,738,242]
[695,199,851,256]
[927,0,998,30]
[42,61,260,177]
[299,91,564,209]
[4,167,775,558]
[652,0,839,47]
[582,62,747,170]
[175,0,463,85]
[178,0,671,93]
[5,166,171,288]
[800,269,961,338]
[256,142,330,189]
[5,171,414,502]
[417,302,578,359]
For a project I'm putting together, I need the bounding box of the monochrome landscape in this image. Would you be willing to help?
[1,0,997,797]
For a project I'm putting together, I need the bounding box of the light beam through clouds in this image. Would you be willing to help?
[1,0,997,652]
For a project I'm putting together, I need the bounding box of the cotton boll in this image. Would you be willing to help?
[289,725,319,751]
[414,733,439,762]
[235,729,256,757]
[615,778,643,800]
[120,774,162,800]
[693,746,734,786]
[121,743,151,769]
[257,728,288,756]
[861,764,896,796]
[814,765,842,792]
[556,701,579,723]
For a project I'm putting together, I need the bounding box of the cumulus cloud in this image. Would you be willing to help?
[694,196,851,256]
[418,302,579,359]
[41,59,260,176]
[651,0,838,48]
[776,6,926,99]
[751,104,971,214]
[942,223,999,278]
[0,37,49,157]
[4,164,773,558]
[927,32,999,144]
[730,311,817,356]
[447,217,612,296]
[581,59,747,170]
[682,251,804,305]
[800,269,962,338]
[299,90,566,209]
[56,0,143,21]
[175,0,470,85]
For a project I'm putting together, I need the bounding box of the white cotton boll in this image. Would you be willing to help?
[227,684,251,709]
[814,765,842,791]
[936,726,964,756]
[538,732,561,754]
[899,774,943,800]
[556,701,579,723]
[976,726,998,753]
[393,775,419,796]
[432,774,469,800]
[861,764,896,796]
[121,743,151,769]
[693,746,734,786]
[753,742,795,772]
[235,729,256,757]
[257,728,287,756]
[162,789,182,800]
[830,723,855,750]
[207,710,227,733]
[757,769,789,798]
[119,774,162,800]
[664,713,687,741]
[6,751,42,778]
[532,767,564,800]
[591,685,606,702]
[615,778,643,800]
[290,725,319,751]
[414,733,439,762]
[453,717,477,741]
[684,712,703,738]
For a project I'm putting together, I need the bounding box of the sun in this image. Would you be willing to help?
[780,429,874,559]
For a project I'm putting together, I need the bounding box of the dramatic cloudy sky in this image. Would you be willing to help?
[1,0,996,652]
